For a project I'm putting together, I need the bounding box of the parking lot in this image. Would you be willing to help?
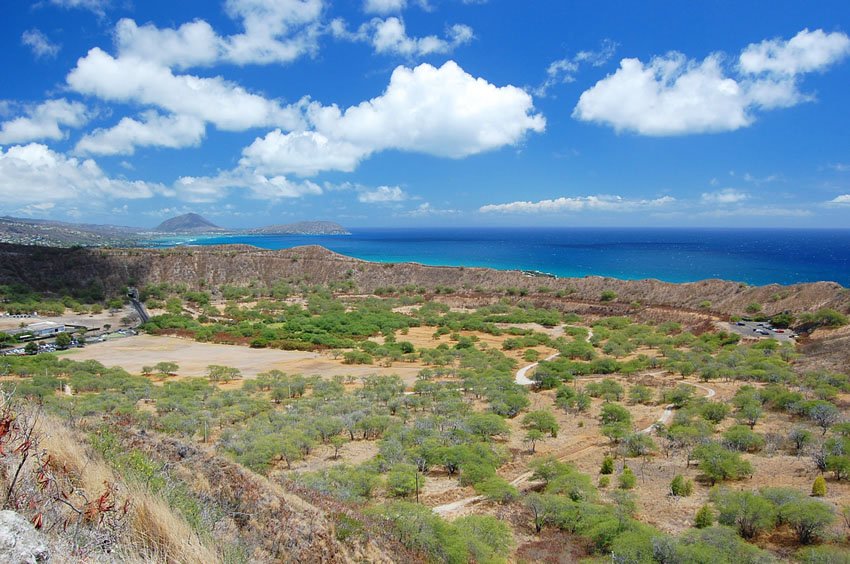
[720,321,797,342]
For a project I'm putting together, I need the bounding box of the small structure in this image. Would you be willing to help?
[9,321,66,338]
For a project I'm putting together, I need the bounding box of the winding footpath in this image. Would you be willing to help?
[432,327,717,517]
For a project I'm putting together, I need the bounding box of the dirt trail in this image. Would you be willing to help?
[432,353,716,517]
[515,327,593,386]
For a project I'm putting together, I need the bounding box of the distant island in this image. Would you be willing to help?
[0,214,350,247]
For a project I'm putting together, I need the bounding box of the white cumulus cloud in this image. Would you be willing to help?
[241,60,545,175]
[113,0,323,68]
[333,16,473,58]
[828,194,850,205]
[739,28,850,75]
[240,130,367,176]
[574,54,750,135]
[0,99,90,144]
[479,195,675,214]
[67,48,303,132]
[574,29,850,136]
[0,143,165,206]
[371,17,473,57]
[75,112,206,155]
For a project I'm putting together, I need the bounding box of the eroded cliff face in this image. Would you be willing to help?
[1,243,847,317]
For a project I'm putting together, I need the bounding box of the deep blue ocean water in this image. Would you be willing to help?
[155,228,850,287]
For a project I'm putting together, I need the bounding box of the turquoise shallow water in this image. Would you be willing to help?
[151,228,850,287]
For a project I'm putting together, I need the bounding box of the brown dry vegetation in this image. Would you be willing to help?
[1,243,848,318]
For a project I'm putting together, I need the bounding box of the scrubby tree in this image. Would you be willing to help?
[700,402,730,424]
[465,412,510,441]
[789,427,813,455]
[154,361,179,376]
[474,477,519,504]
[54,332,72,349]
[621,433,656,459]
[713,489,776,539]
[663,384,695,408]
[386,463,422,498]
[737,401,763,429]
[454,515,515,563]
[522,410,559,438]
[693,443,753,485]
[207,364,242,383]
[525,429,545,453]
[781,499,835,544]
[628,384,654,405]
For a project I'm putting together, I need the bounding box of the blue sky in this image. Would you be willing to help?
[1,0,849,228]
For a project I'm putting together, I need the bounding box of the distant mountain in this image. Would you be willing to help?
[154,213,223,233]
[247,221,350,235]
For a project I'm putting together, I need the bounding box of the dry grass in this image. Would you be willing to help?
[33,415,219,563]
[127,491,219,564]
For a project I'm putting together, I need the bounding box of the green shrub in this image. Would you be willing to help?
[619,466,636,490]
[600,290,618,302]
[812,475,827,497]
[694,505,714,528]
[670,475,694,497]
[600,455,615,475]
[474,477,519,504]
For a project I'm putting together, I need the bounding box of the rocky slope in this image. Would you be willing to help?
[0,243,847,318]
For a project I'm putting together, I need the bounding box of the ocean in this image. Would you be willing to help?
[157,228,850,287]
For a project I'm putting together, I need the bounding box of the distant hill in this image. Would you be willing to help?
[248,221,350,235]
[154,213,223,233]
[0,216,141,247]
[0,215,349,247]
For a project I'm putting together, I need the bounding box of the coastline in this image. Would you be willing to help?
[145,227,850,287]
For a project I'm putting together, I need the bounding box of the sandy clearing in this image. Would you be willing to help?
[61,334,421,382]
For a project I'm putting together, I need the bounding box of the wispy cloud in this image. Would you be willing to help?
[358,185,408,203]
[479,194,674,214]
[21,29,60,59]
[534,39,617,97]
[701,188,749,204]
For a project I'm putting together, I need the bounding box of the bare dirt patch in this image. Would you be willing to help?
[61,334,423,383]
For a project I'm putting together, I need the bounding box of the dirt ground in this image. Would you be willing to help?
[60,334,424,382]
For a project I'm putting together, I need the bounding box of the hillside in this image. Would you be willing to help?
[154,213,223,233]
[0,243,847,318]
[0,216,141,247]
